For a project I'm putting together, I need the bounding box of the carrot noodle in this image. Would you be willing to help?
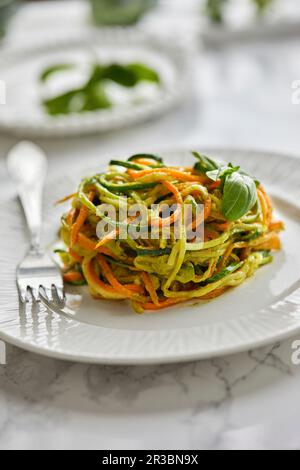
[128,168,207,183]
[70,191,94,246]
[150,180,183,228]
[257,187,271,226]
[96,255,137,299]
[141,272,159,305]
[66,208,77,226]
[69,248,83,262]
[191,196,212,231]
[63,271,84,283]
[138,299,186,311]
[208,180,221,191]
[56,193,78,205]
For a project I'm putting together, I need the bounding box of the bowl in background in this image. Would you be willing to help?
[90,0,158,26]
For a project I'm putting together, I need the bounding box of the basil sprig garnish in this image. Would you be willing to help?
[206,163,240,182]
[193,151,258,222]
[41,62,160,116]
[192,151,221,173]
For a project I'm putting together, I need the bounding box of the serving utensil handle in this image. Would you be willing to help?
[7,141,48,253]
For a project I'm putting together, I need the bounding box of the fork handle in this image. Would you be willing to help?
[19,185,44,253]
[7,142,48,254]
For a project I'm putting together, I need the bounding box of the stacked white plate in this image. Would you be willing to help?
[0,30,191,137]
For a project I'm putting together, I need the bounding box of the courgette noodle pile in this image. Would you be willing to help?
[57,152,284,313]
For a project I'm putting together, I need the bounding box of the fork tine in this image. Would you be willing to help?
[39,286,51,302]
[29,287,40,303]
[18,285,29,304]
[16,251,65,309]
[52,285,66,305]
[58,289,66,304]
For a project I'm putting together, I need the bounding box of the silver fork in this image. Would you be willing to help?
[7,141,65,304]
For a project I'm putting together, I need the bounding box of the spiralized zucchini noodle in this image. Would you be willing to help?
[57,152,284,313]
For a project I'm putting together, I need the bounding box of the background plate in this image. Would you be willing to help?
[0,31,191,137]
[0,148,300,364]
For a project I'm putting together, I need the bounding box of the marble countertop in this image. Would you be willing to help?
[1,339,300,450]
[0,1,300,450]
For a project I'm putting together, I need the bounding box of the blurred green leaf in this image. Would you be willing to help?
[81,85,112,111]
[102,64,138,87]
[43,90,83,116]
[41,60,160,116]
[252,0,274,13]
[40,64,75,83]
[127,63,160,83]
[205,0,273,24]
[205,0,227,24]
[87,63,160,88]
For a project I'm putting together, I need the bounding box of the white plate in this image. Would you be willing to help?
[0,31,190,137]
[1,148,300,364]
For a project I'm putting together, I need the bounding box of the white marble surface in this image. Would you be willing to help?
[0,2,300,450]
[1,340,300,450]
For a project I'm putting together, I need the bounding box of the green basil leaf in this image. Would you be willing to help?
[205,169,220,182]
[100,63,160,87]
[40,64,75,82]
[239,170,260,187]
[222,172,258,221]
[43,89,83,116]
[42,61,160,116]
[127,63,160,83]
[101,64,138,87]
[192,151,221,174]
[206,164,240,182]
[43,86,111,116]
[85,64,105,87]
[81,85,112,111]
